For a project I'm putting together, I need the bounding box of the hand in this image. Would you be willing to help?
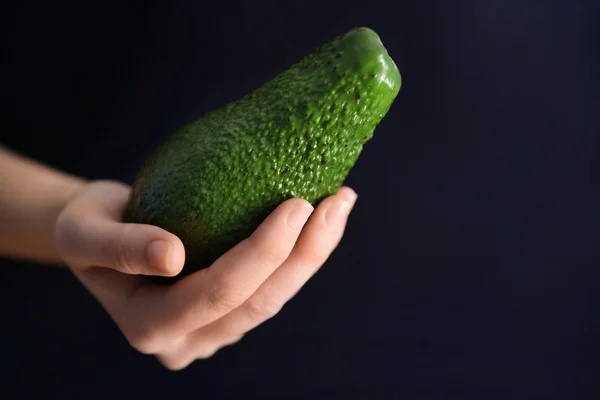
[54,180,357,370]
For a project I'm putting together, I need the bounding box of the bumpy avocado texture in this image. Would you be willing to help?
[124,27,402,278]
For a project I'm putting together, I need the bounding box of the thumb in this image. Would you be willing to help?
[55,215,185,276]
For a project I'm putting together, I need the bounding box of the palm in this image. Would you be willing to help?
[55,179,356,370]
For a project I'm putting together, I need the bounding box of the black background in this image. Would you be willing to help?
[1,0,600,398]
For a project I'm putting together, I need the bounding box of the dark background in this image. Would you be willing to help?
[2,0,600,398]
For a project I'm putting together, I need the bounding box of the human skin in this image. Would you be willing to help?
[0,145,357,370]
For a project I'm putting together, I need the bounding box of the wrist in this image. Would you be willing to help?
[0,146,89,265]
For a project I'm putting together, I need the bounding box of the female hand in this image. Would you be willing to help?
[54,180,357,370]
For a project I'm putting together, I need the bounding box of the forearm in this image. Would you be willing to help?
[0,146,87,265]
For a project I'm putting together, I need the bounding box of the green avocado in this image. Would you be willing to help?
[123,27,401,278]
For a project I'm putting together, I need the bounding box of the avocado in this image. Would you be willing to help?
[123,27,401,278]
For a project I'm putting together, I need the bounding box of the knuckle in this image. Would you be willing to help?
[196,345,220,360]
[206,282,247,312]
[125,326,164,355]
[263,245,289,264]
[298,246,329,266]
[157,355,190,372]
[129,336,161,355]
[226,334,245,346]
[246,295,282,320]
[113,225,136,273]
[247,236,289,265]
[157,341,230,370]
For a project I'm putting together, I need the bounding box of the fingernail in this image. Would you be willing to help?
[147,240,172,272]
[325,197,353,224]
[287,203,314,231]
[344,189,358,207]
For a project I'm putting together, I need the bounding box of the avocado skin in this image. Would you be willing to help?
[123,27,401,279]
